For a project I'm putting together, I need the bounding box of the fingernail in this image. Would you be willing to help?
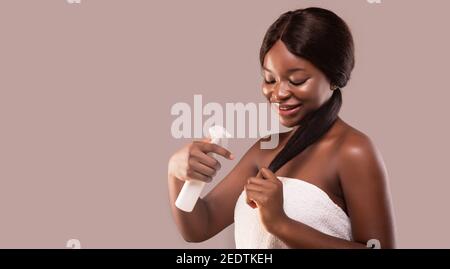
[229,154,235,160]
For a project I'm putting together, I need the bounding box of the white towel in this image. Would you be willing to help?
[234,176,352,248]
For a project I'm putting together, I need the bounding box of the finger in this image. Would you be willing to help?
[259,167,278,182]
[185,169,212,183]
[247,200,257,208]
[246,199,257,209]
[247,177,271,187]
[246,189,266,207]
[201,143,234,160]
[245,182,266,193]
[244,186,257,209]
[191,150,221,170]
[190,160,217,177]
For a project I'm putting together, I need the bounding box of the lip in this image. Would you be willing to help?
[272,103,302,117]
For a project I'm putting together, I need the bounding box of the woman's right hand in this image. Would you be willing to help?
[168,139,235,183]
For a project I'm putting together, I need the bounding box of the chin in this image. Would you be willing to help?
[278,113,304,127]
[279,118,299,128]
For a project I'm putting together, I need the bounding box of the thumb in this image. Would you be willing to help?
[202,137,212,143]
[259,167,277,182]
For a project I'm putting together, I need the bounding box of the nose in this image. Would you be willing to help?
[271,82,291,103]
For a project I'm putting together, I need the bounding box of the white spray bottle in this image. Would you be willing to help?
[175,125,231,212]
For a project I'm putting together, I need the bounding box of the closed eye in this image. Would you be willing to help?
[264,79,276,85]
[289,79,307,86]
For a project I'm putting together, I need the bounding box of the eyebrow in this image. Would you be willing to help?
[262,66,306,74]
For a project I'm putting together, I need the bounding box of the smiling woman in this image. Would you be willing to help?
[259,7,353,173]
[168,7,395,249]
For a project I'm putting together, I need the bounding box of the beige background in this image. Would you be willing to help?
[0,0,449,248]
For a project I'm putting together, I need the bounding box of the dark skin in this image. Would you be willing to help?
[168,40,396,248]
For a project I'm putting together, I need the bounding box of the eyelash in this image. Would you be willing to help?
[289,80,307,86]
[264,79,307,86]
[264,79,276,84]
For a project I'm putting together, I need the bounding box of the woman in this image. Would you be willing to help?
[168,7,395,249]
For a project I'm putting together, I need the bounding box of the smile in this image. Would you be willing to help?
[272,103,302,117]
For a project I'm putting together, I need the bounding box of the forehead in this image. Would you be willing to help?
[263,40,316,74]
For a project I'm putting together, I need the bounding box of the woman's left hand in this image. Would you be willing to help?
[245,167,288,233]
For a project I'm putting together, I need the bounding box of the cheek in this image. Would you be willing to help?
[262,85,272,99]
[290,85,315,104]
[291,81,325,107]
[316,82,333,106]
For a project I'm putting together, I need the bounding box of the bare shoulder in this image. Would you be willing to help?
[335,119,388,183]
[335,119,376,158]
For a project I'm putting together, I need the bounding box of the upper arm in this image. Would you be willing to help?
[202,138,260,237]
[338,134,396,248]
